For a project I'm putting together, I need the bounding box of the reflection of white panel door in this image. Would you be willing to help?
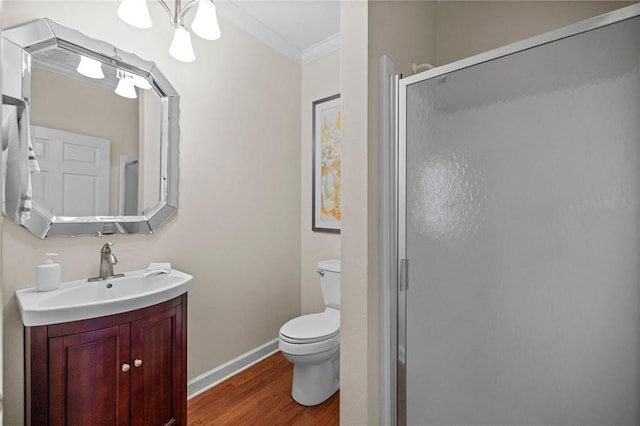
[31,126,110,216]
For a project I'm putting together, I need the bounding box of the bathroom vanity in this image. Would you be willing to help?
[16,269,193,425]
[25,295,187,425]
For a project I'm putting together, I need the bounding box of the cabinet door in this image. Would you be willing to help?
[130,306,184,426]
[49,324,131,426]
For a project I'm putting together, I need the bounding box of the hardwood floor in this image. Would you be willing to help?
[187,352,339,425]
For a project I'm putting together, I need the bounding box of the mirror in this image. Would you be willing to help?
[1,19,179,238]
[30,51,163,217]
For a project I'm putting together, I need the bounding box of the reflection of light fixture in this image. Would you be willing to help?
[115,69,137,99]
[77,56,105,79]
[117,0,221,62]
[131,74,152,90]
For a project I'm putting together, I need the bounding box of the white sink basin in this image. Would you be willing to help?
[16,269,193,326]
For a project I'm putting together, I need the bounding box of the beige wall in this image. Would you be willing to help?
[1,2,301,424]
[300,51,341,315]
[369,1,438,78]
[30,68,140,215]
[436,1,636,66]
[340,1,372,424]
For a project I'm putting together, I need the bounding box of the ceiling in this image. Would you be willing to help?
[218,0,340,64]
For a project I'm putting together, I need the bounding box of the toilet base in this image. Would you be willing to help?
[283,347,340,406]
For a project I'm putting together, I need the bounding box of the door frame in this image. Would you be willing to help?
[378,54,400,426]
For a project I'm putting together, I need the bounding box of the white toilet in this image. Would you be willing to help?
[279,259,340,406]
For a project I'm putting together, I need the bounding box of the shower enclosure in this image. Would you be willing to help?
[387,4,640,425]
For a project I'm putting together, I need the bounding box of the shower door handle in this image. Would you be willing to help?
[400,258,409,292]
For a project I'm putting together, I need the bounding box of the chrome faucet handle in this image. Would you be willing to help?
[102,243,118,265]
[87,242,124,282]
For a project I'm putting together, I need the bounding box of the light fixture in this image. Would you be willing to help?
[117,0,222,62]
[117,0,152,29]
[115,70,138,99]
[77,56,105,79]
[191,0,221,40]
[169,26,196,62]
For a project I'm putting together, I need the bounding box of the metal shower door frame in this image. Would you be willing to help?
[394,4,640,425]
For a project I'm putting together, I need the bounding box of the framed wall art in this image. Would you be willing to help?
[312,94,341,233]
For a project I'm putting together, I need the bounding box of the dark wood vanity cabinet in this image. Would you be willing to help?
[25,294,187,426]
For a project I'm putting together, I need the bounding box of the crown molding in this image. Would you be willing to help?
[301,33,340,65]
[216,1,340,65]
[216,1,302,64]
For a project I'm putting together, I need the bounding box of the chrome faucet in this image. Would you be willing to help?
[88,242,125,281]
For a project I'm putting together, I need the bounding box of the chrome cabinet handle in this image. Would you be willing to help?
[317,270,325,277]
[121,363,130,372]
[134,359,143,368]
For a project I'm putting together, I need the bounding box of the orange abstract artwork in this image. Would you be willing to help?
[319,106,341,222]
[313,94,341,232]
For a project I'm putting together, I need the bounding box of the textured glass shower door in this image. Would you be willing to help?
[399,9,640,426]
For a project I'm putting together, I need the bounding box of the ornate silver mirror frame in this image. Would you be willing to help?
[2,18,179,238]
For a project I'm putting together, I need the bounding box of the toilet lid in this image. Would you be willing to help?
[279,309,340,344]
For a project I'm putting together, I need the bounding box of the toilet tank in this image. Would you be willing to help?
[318,260,340,309]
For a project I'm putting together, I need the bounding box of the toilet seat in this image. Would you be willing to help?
[279,309,339,344]
[279,332,340,356]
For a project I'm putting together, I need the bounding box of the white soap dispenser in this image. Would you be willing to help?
[36,253,61,292]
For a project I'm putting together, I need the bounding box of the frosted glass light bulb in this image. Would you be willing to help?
[76,56,104,79]
[169,27,196,62]
[115,77,138,99]
[117,0,152,29]
[132,75,152,90]
[191,0,221,41]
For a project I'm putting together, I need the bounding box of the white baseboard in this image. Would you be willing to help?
[187,338,280,399]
